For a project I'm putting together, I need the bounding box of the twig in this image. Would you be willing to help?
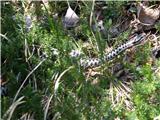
[3,96,25,120]
[0,33,10,41]
[44,94,53,120]
[13,59,46,102]
[54,66,74,96]
[89,0,95,26]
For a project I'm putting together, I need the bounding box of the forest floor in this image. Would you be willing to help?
[1,1,160,120]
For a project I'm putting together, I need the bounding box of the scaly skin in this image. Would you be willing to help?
[79,33,147,68]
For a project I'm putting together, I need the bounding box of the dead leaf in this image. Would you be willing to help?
[63,6,79,28]
[137,3,160,25]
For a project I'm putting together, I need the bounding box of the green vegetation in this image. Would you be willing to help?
[1,1,160,120]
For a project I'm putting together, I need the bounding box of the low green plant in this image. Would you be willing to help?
[1,1,160,120]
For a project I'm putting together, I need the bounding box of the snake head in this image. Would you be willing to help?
[132,32,150,45]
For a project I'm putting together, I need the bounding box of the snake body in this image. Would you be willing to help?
[70,33,148,68]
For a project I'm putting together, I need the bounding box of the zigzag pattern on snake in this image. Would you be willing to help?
[70,33,148,68]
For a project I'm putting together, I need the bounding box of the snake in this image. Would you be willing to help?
[69,32,149,68]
